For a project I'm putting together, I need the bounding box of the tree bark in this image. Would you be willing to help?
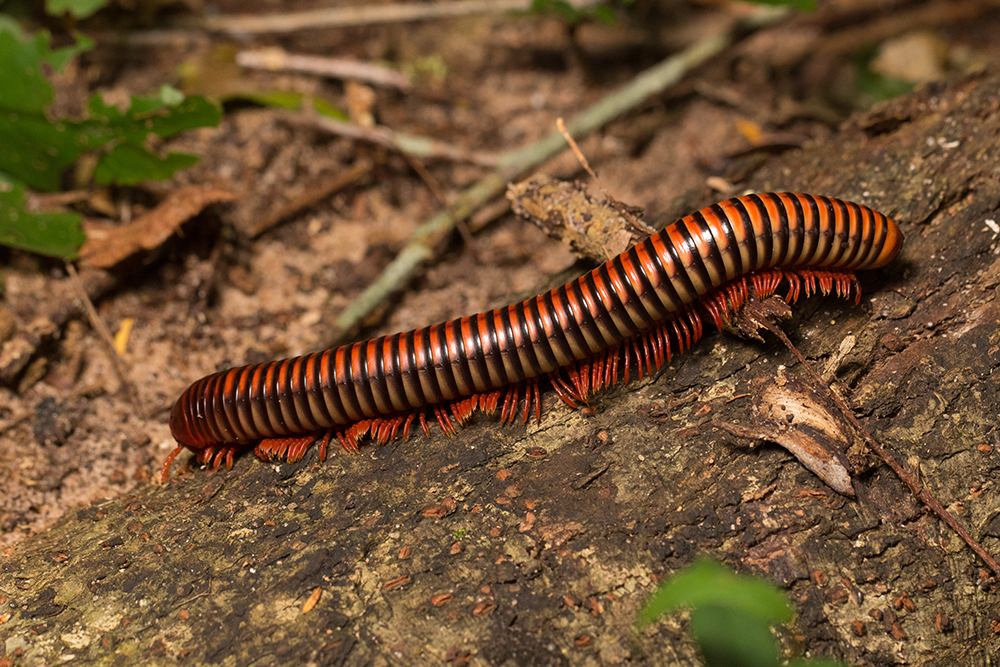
[3,69,1000,666]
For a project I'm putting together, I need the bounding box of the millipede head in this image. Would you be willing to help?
[164,387,226,482]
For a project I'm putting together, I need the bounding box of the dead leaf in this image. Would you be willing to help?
[79,185,237,268]
[508,175,654,263]
[714,373,856,496]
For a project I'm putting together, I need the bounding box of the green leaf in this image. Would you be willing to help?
[0,16,30,41]
[0,27,218,199]
[589,5,618,25]
[84,89,220,140]
[854,48,914,105]
[0,26,91,83]
[529,0,623,25]
[119,92,169,117]
[230,89,301,110]
[0,31,55,113]
[144,95,221,139]
[637,557,792,627]
[690,605,781,667]
[0,113,83,191]
[311,97,350,120]
[0,24,216,261]
[530,0,582,23]
[158,84,185,106]
[93,143,200,185]
[45,0,110,19]
[0,176,84,259]
[44,32,94,73]
[0,30,97,190]
[741,0,816,9]
[226,89,349,120]
[79,90,219,185]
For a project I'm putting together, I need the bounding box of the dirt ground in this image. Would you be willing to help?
[3,0,1000,664]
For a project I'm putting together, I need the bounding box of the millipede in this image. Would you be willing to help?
[163,192,903,481]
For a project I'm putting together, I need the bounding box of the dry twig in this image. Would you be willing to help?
[65,264,144,415]
[249,159,373,238]
[236,49,411,90]
[190,0,601,34]
[286,114,500,168]
[556,118,598,182]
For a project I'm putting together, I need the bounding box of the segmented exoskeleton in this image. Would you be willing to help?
[164,192,903,480]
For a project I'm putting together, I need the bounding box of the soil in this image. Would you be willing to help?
[3,1,1000,665]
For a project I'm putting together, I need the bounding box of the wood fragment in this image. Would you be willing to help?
[248,159,373,238]
[286,114,499,167]
[714,372,856,496]
[190,0,602,34]
[301,587,322,613]
[79,185,236,269]
[383,575,411,591]
[66,264,144,415]
[236,49,411,90]
[508,175,654,262]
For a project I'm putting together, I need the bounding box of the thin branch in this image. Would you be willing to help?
[287,114,500,167]
[401,152,479,257]
[189,0,600,34]
[249,159,373,238]
[65,263,144,415]
[325,6,790,346]
[236,49,411,91]
[556,117,598,181]
[815,0,991,57]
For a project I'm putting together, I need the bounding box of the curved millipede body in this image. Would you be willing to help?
[165,193,903,480]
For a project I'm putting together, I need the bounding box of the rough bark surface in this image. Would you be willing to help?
[3,69,1000,666]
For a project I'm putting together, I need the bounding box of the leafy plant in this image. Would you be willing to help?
[45,0,110,20]
[742,0,817,11]
[528,0,626,27]
[853,45,915,107]
[233,90,349,121]
[0,24,221,260]
[0,175,84,258]
[639,557,844,667]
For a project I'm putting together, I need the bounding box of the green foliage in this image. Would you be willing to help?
[529,0,625,26]
[854,47,914,106]
[638,557,792,628]
[741,0,817,10]
[45,0,110,19]
[82,89,221,185]
[0,24,221,259]
[639,558,844,667]
[0,175,86,259]
[234,90,349,121]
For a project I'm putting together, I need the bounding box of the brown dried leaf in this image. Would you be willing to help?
[301,587,322,614]
[714,372,856,496]
[79,185,237,268]
[507,175,654,263]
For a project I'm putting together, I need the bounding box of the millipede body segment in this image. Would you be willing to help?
[165,192,903,480]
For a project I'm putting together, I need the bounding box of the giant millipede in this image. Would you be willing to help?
[163,192,903,480]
